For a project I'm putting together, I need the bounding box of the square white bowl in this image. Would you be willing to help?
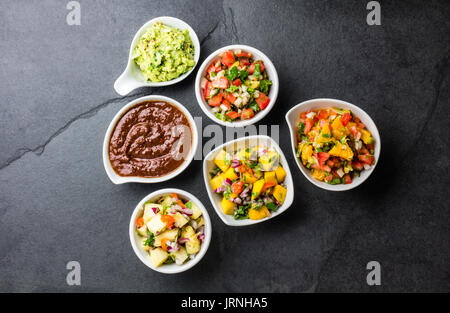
[285,98,381,191]
[203,135,294,226]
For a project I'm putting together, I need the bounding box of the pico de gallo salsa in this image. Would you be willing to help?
[200,49,273,122]
[296,107,376,185]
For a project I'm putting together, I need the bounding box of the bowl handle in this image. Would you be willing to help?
[114,69,142,96]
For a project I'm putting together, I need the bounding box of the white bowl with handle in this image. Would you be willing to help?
[114,16,200,95]
[203,135,294,226]
[129,188,212,274]
[285,98,381,191]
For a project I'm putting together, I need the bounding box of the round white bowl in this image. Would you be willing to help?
[285,98,381,191]
[102,95,198,184]
[129,188,212,274]
[203,135,294,226]
[114,16,200,96]
[195,45,279,127]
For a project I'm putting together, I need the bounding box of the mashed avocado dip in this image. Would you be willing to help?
[132,22,196,82]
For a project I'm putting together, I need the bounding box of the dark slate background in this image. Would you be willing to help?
[0,0,449,292]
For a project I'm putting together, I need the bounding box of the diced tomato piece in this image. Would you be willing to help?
[206,64,217,76]
[221,99,231,110]
[231,181,244,194]
[241,108,254,120]
[203,80,211,101]
[237,165,245,173]
[360,146,370,155]
[239,58,250,67]
[343,174,352,184]
[358,154,374,165]
[304,118,314,134]
[236,51,252,58]
[208,93,223,106]
[317,110,329,120]
[225,93,236,104]
[326,159,334,167]
[232,78,242,86]
[255,93,270,110]
[261,182,276,193]
[317,152,330,166]
[341,113,352,126]
[311,163,331,172]
[212,77,229,89]
[352,160,364,171]
[161,238,169,251]
[324,174,333,182]
[249,61,265,74]
[226,111,240,120]
[221,51,235,67]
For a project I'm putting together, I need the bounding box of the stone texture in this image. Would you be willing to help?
[0,0,449,292]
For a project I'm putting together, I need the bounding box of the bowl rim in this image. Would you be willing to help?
[285,98,381,191]
[102,95,198,184]
[202,134,294,226]
[129,188,212,274]
[194,44,279,128]
[118,16,200,88]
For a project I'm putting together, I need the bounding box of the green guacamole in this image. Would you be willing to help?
[132,22,196,82]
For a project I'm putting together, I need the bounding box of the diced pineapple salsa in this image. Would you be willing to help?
[209,145,287,220]
[201,49,272,122]
[135,193,205,268]
[296,107,376,185]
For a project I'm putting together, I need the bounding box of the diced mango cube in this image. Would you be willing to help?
[248,206,270,220]
[360,129,374,145]
[223,167,238,181]
[331,116,345,140]
[252,179,265,199]
[312,169,326,181]
[242,171,257,184]
[220,197,235,215]
[274,165,286,183]
[210,174,225,190]
[273,185,287,204]
[214,149,231,172]
[264,171,277,185]
[329,142,354,161]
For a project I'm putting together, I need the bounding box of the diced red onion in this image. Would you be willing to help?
[151,207,159,214]
[197,233,205,242]
[175,205,193,216]
[178,237,189,244]
[224,178,232,186]
[234,197,242,204]
[215,186,226,193]
[191,220,198,230]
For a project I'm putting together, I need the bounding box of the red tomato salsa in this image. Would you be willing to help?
[201,49,273,122]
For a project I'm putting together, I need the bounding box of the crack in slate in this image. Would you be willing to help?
[200,21,220,46]
[400,50,449,164]
[0,90,152,171]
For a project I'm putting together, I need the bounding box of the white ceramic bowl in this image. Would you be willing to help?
[195,45,279,127]
[129,188,212,274]
[114,16,200,96]
[285,98,381,191]
[203,135,294,226]
[102,95,198,184]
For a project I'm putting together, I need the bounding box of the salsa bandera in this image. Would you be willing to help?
[201,49,273,122]
[296,107,376,185]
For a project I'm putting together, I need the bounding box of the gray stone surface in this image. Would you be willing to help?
[0,0,449,292]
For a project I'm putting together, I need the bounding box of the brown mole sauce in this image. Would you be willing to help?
[108,100,192,177]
